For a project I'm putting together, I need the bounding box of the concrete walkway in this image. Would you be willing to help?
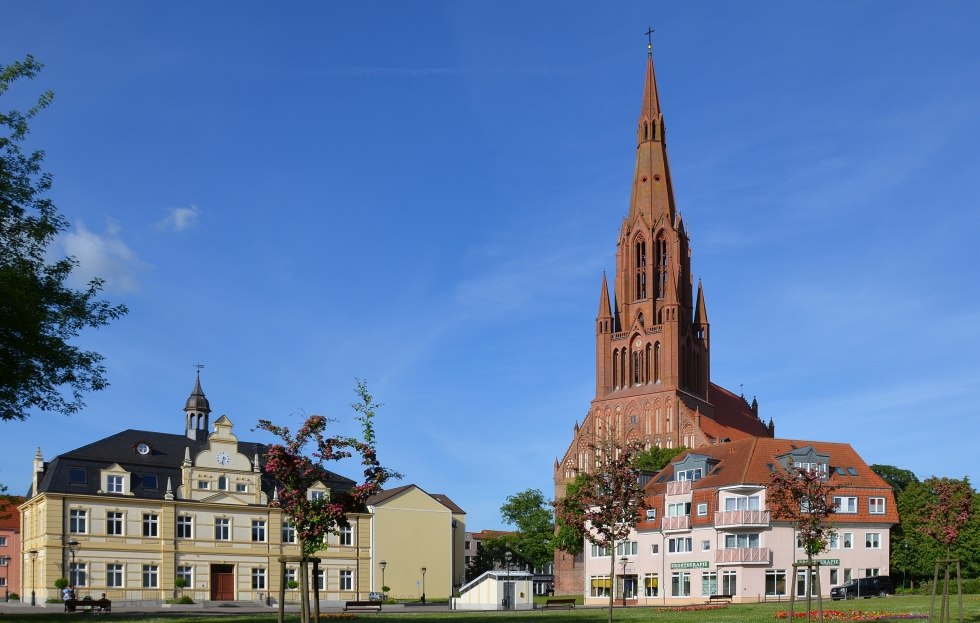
[0,599,453,615]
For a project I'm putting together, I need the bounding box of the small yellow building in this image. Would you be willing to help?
[367,485,465,600]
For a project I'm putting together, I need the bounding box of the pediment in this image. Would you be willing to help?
[198,492,250,505]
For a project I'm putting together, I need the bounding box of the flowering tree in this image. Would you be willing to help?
[554,435,645,623]
[768,462,838,622]
[918,477,973,623]
[256,380,400,623]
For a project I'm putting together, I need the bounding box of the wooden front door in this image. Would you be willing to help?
[210,564,235,601]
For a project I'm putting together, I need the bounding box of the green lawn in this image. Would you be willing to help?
[1,596,978,623]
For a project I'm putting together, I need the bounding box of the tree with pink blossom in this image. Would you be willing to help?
[918,477,973,623]
[767,461,838,623]
[256,380,399,623]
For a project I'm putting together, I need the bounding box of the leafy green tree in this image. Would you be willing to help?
[498,489,554,570]
[1,55,127,423]
[871,464,920,494]
[464,534,510,582]
[553,473,587,555]
[632,445,687,473]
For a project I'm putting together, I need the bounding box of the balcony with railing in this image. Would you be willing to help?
[715,547,771,565]
[666,481,692,496]
[661,515,690,532]
[714,509,770,528]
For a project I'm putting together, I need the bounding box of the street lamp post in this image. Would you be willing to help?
[420,567,426,604]
[620,557,629,607]
[29,550,38,607]
[504,551,513,610]
[379,561,386,599]
[67,540,80,590]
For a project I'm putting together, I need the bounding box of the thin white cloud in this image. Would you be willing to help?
[61,219,145,293]
[155,205,200,233]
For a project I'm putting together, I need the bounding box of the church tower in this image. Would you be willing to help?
[553,43,773,595]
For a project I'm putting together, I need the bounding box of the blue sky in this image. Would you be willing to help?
[3,3,980,532]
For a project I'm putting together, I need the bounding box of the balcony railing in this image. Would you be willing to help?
[666,481,692,496]
[661,515,690,532]
[715,547,771,565]
[714,509,770,528]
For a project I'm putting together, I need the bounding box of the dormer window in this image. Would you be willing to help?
[107,475,124,493]
[677,468,702,482]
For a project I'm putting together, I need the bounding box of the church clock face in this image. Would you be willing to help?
[216,452,231,466]
[633,338,643,351]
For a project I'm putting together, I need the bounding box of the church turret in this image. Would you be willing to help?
[184,372,211,441]
[596,274,614,396]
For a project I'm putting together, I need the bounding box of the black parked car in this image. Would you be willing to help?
[830,576,893,600]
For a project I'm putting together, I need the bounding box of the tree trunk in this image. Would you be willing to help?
[607,546,615,623]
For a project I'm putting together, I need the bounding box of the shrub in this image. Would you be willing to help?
[177,595,194,604]
[54,578,69,590]
[8,592,19,600]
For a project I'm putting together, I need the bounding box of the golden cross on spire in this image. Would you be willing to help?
[645,27,654,55]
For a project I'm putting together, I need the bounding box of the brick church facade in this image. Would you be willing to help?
[552,48,775,595]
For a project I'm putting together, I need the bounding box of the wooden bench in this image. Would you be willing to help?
[706,594,732,605]
[343,600,383,613]
[64,599,112,613]
[542,597,576,609]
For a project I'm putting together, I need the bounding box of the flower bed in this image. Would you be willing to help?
[775,611,929,621]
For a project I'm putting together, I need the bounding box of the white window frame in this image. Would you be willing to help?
[106,475,125,494]
[696,503,708,517]
[107,563,124,588]
[142,564,158,588]
[590,576,611,597]
[282,522,296,544]
[69,509,87,534]
[842,532,854,549]
[340,569,353,591]
[143,513,159,537]
[667,537,693,553]
[869,497,886,514]
[215,517,231,541]
[176,565,193,587]
[615,541,638,556]
[70,562,88,587]
[724,495,760,511]
[833,496,858,514]
[645,508,657,520]
[722,570,737,595]
[251,567,266,590]
[644,573,659,596]
[865,532,881,549]
[177,515,193,539]
[701,571,717,596]
[725,533,760,549]
[766,569,787,596]
[671,571,691,597]
[107,511,124,536]
[339,525,352,546]
[252,520,267,543]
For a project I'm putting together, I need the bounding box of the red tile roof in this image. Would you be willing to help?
[701,383,771,441]
[0,496,25,531]
[642,437,898,525]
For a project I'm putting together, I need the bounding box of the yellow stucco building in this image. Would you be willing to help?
[18,376,462,605]
[367,485,465,601]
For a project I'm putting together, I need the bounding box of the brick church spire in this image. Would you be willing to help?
[627,45,676,229]
[555,40,774,595]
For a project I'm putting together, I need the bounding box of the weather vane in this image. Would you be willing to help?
[194,363,205,374]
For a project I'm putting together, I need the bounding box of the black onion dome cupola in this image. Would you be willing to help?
[184,372,211,441]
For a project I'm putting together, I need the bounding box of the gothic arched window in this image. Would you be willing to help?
[634,238,647,300]
[655,235,668,298]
